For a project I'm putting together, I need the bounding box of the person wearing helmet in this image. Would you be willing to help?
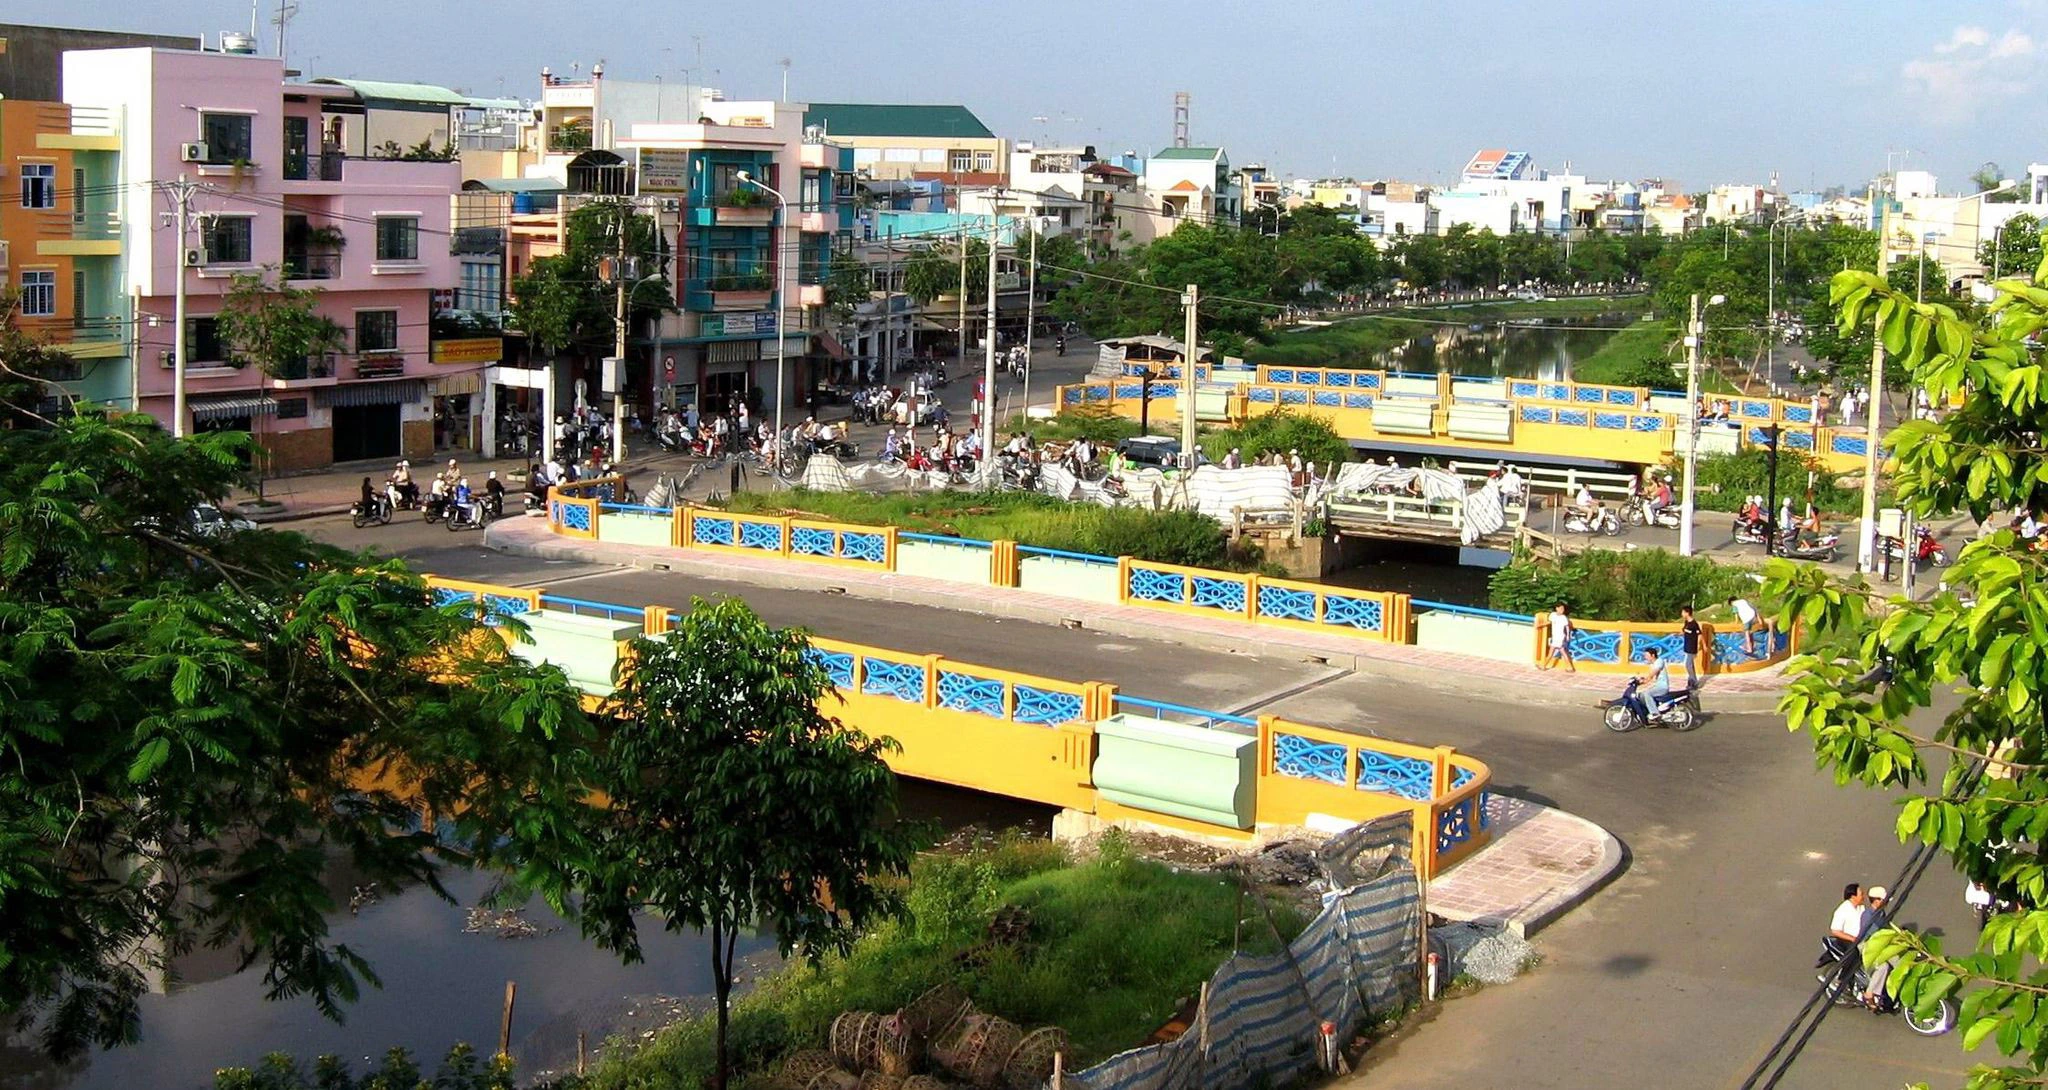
[453,475,474,524]
[484,470,505,518]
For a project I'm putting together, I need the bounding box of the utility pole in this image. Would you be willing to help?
[979,206,1000,469]
[610,201,629,465]
[955,212,967,386]
[168,175,196,439]
[1857,184,1890,573]
[883,225,895,385]
[1022,222,1038,419]
[1179,283,1199,470]
[1679,292,1703,555]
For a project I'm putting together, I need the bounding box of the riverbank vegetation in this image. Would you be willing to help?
[722,489,1260,571]
[579,835,1306,1089]
[1488,547,1757,623]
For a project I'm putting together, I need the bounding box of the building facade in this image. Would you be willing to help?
[65,46,462,470]
[803,102,1006,190]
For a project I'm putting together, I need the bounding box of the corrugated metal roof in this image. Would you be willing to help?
[805,103,994,139]
[1152,146,1223,160]
[470,177,567,193]
[309,78,469,106]
[465,96,526,111]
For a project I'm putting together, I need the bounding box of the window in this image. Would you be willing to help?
[19,163,55,209]
[204,215,253,264]
[374,217,419,262]
[973,150,995,173]
[800,170,823,211]
[18,270,55,316]
[186,316,225,364]
[458,261,501,312]
[71,168,85,224]
[200,113,254,164]
[355,309,399,354]
[948,149,973,173]
[274,397,308,420]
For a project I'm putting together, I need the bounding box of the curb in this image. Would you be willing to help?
[482,526,1791,716]
[1511,808,1626,939]
[238,502,352,524]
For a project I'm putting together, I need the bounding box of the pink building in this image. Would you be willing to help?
[65,46,462,471]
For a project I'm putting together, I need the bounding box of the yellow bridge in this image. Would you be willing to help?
[424,574,1494,879]
[1058,365,1868,474]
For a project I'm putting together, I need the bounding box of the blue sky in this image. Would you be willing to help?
[54,0,2044,191]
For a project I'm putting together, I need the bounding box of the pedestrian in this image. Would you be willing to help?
[1727,594,1765,656]
[1678,605,1702,692]
[1541,602,1576,672]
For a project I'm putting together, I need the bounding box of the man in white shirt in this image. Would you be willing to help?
[1572,483,1600,523]
[1728,594,1765,656]
[1500,466,1525,504]
[1826,882,1867,961]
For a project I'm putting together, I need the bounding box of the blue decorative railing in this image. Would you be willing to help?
[1117,695,1258,730]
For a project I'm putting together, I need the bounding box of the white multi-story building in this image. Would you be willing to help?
[1130,145,1241,243]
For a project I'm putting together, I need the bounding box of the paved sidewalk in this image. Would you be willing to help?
[483,515,1791,713]
[1427,796,1621,937]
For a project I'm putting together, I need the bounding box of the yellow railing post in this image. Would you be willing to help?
[643,606,670,637]
[921,653,942,710]
[1431,745,1453,798]
[1116,556,1133,604]
[1243,574,1260,620]
[882,525,899,571]
[778,516,794,558]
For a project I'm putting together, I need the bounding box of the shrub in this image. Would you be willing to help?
[1087,507,1230,568]
[1682,448,1861,513]
[1003,405,1141,445]
[1489,548,1755,622]
[1200,408,1351,469]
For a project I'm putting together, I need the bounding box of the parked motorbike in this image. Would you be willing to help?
[1622,496,1683,529]
[446,499,494,533]
[1882,525,1949,568]
[1814,940,1956,1036]
[351,493,394,528]
[1600,676,1699,733]
[1779,528,1841,563]
[1564,506,1624,537]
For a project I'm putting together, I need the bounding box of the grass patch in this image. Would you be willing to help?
[723,488,1264,571]
[1570,317,1738,394]
[1000,403,1142,445]
[585,838,1305,1089]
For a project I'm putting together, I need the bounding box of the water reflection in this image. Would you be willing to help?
[1320,541,1497,607]
[1373,317,1630,380]
[3,781,1048,1090]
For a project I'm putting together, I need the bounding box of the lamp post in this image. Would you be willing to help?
[1766,211,1810,388]
[737,170,791,452]
[1678,292,1724,556]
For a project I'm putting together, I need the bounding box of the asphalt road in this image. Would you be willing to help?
[296,513,1978,1089]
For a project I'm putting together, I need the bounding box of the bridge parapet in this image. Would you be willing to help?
[420,574,1492,878]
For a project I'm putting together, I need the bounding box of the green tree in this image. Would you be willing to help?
[508,201,668,362]
[577,599,918,1090]
[1980,213,2043,281]
[213,270,346,379]
[902,238,987,305]
[0,289,82,426]
[1768,263,2048,1088]
[0,407,600,1058]
[1973,162,2023,204]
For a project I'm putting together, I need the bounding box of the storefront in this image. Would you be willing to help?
[431,370,485,452]
[700,338,760,416]
[484,364,547,459]
[316,379,428,464]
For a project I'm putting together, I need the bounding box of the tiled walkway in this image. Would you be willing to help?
[1427,796,1621,937]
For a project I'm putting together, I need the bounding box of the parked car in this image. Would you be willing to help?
[1115,436,1185,469]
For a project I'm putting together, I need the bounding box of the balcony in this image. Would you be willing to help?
[33,209,121,257]
[282,149,346,182]
[283,251,342,281]
[685,274,774,312]
[548,124,593,152]
[267,353,339,388]
[799,209,836,234]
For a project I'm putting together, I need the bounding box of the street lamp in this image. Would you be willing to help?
[1766,211,1813,387]
[737,170,791,454]
[1677,292,1724,556]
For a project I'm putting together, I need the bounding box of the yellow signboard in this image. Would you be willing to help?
[431,337,502,365]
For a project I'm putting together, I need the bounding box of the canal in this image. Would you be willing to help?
[1371,314,1637,380]
[1,781,1051,1090]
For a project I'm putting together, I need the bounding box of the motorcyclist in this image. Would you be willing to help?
[358,477,380,519]
[882,428,903,463]
[1056,334,1067,356]
[1571,483,1602,525]
[484,471,506,518]
[389,460,418,507]
[1628,646,1672,721]
[453,476,475,524]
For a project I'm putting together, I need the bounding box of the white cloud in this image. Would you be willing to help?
[1902,24,2039,122]
[1936,25,1992,51]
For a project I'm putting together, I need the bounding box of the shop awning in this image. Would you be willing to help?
[190,393,277,422]
[433,371,485,397]
[813,332,849,361]
[315,379,428,408]
[707,340,760,364]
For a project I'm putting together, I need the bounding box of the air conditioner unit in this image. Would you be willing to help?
[183,247,206,267]
[659,198,682,213]
[180,142,209,163]
[159,349,177,368]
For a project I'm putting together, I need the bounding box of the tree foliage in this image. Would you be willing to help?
[213,1044,515,1090]
[213,270,346,378]
[577,599,918,1090]
[0,406,602,1058]
[1980,214,2044,283]
[1769,252,2048,1088]
[508,202,669,360]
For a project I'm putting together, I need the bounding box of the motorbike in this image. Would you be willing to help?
[1564,506,1624,537]
[1779,528,1841,563]
[1055,336,1067,356]
[1814,939,1957,1036]
[1882,525,1949,568]
[1622,495,1683,529]
[1601,676,1699,732]
[446,499,494,532]
[351,493,394,528]
[1733,514,1770,545]
[422,493,450,524]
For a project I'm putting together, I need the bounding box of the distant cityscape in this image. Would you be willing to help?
[1,19,2040,475]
